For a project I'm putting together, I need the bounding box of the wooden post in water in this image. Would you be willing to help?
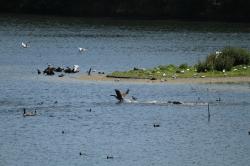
[207,103,210,122]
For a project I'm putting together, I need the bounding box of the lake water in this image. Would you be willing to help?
[0,15,250,166]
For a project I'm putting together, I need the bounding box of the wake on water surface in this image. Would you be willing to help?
[123,98,208,106]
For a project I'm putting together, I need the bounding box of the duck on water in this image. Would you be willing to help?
[23,108,37,117]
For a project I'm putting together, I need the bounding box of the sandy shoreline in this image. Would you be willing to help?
[77,74,250,84]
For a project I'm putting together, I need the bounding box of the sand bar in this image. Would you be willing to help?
[77,74,250,84]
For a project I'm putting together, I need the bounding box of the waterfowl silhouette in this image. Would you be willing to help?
[167,101,182,105]
[216,97,221,102]
[43,66,55,75]
[106,155,114,159]
[58,74,64,77]
[87,67,92,76]
[111,89,129,102]
[55,67,64,72]
[132,96,137,101]
[23,108,37,117]
[37,69,41,75]
[86,108,92,112]
[153,124,160,128]
[64,67,73,73]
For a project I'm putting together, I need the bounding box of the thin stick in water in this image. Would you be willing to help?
[207,103,210,122]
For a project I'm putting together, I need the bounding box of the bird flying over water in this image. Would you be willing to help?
[111,89,129,102]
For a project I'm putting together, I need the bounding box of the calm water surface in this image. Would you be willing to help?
[0,15,250,166]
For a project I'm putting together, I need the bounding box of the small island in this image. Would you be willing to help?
[100,47,250,84]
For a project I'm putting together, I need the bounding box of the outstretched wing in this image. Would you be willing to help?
[122,89,129,97]
[115,89,123,100]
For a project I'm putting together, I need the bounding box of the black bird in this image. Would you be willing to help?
[87,67,92,76]
[37,69,41,75]
[55,67,64,72]
[86,108,92,112]
[216,97,221,102]
[132,96,137,101]
[106,155,114,159]
[43,66,55,75]
[168,101,182,105]
[172,101,182,105]
[111,89,129,102]
[58,74,64,77]
[153,124,160,128]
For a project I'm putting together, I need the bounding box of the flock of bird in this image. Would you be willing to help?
[21,42,135,104]
[21,41,92,78]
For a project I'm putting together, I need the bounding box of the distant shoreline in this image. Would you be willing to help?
[77,74,250,84]
[1,1,250,22]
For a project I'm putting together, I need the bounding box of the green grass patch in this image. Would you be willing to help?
[108,65,250,79]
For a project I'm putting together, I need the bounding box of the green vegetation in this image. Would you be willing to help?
[196,47,250,72]
[1,0,250,21]
[108,47,250,80]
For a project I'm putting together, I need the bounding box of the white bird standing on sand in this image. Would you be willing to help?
[21,42,29,48]
[78,47,87,52]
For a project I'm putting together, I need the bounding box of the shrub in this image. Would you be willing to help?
[222,47,250,66]
[179,63,188,69]
[205,53,216,69]
[158,64,177,71]
[196,47,250,72]
[196,61,211,72]
[158,65,169,70]
[214,54,234,71]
